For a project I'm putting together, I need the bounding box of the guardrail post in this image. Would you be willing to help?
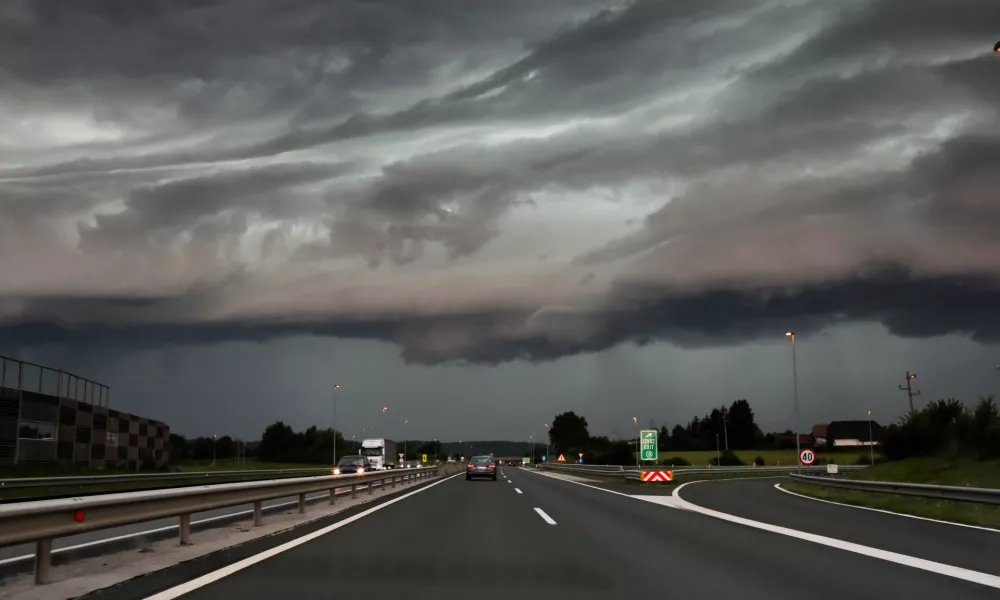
[329,486,337,505]
[179,513,191,545]
[298,493,306,513]
[392,476,396,488]
[253,501,263,526]
[351,484,357,499]
[368,481,374,496]
[34,538,52,585]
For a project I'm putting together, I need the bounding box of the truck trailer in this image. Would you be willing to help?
[360,438,398,470]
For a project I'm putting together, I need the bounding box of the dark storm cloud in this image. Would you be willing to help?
[2,0,1000,367]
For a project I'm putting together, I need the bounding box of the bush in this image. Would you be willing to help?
[710,450,744,466]
[661,456,691,466]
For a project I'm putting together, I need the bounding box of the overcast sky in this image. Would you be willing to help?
[2,0,999,441]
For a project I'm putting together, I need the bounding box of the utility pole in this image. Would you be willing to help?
[898,371,920,412]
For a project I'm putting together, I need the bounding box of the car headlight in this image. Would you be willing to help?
[357,467,365,474]
[333,468,341,475]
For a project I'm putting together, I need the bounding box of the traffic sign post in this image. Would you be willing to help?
[556,454,566,463]
[799,448,816,466]
[640,430,658,462]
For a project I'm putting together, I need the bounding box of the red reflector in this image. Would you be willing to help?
[74,510,85,523]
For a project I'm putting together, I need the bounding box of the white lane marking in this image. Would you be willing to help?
[533,507,557,525]
[507,479,512,483]
[0,491,330,567]
[142,473,462,600]
[673,481,1000,590]
[515,488,523,495]
[774,483,1000,534]
[529,468,1000,590]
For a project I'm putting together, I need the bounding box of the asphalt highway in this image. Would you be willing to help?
[84,468,999,599]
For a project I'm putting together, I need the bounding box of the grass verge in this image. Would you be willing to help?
[783,458,1000,529]
[635,449,877,467]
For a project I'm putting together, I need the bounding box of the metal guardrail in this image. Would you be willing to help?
[789,473,1000,505]
[542,463,867,480]
[0,468,336,490]
[0,465,448,585]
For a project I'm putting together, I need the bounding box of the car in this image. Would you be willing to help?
[333,454,371,475]
[466,455,497,481]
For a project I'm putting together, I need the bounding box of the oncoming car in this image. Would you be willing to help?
[465,455,497,481]
[333,455,371,475]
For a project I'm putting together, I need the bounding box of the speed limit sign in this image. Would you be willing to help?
[799,448,816,466]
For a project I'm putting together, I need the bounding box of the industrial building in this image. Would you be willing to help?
[0,355,170,468]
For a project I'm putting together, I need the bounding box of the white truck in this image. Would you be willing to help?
[360,438,398,470]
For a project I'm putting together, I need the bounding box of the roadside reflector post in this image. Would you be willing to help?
[392,476,396,488]
[329,487,337,505]
[368,481,374,496]
[179,513,191,545]
[351,484,357,499]
[298,493,306,514]
[34,538,52,585]
[253,501,263,527]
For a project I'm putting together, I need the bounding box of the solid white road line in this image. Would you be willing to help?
[142,473,462,600]
[526,468,1000,590]
[774,483,1000,534]
[533,507,557,525]
[515,488,523,494]
[672,481,1000,590]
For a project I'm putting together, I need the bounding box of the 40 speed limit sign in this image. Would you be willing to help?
[799,448,816,466]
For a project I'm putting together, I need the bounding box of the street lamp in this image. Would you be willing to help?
[633,416,638,467]
[332,384,340,466]
[544,423,550,462]
[403,419,409,462]
[867,410,875,466]
[785,331,800,471]
[212,434,217,466]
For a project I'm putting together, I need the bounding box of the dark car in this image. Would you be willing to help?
[334,455,371,475]
[466,455,497,481]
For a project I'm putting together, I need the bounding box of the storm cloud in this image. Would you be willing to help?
[3,0,1000,367]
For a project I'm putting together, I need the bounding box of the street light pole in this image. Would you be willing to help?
[868,410,875,466]
[716,433,720,465]
[403,420,409,462]
[212,434,217,466]
[544,423,550,463]
[332,384,340,466]
[633,416,638,467]
[786,331,800,471]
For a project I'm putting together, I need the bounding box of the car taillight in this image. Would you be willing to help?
[467,464,474,468]
[489,464,496,468]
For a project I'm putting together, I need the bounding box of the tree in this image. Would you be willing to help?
[549,411,589,453]
[727,399,759,449]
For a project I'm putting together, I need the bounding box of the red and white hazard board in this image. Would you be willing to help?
[641,471,673,482]
[556,454,566,462]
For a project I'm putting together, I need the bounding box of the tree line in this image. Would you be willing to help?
[882,396,999,460]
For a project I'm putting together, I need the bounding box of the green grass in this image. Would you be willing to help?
[640,449,874,467]
[783,458,1000,529]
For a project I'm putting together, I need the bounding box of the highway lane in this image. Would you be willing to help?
[678,476,1000,577]
[93,465,997,599]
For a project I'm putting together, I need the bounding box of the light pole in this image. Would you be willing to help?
[212,434,217,466]
[716,433,720,465]
[722,407,729,452]
[544,423,550,462]
[633,416,639,467]
[403,419,409,462]
[786,331,800,471]
[332,384,340,466]
[867,410,875,466]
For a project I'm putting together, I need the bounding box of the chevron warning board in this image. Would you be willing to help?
[640,471,673,482]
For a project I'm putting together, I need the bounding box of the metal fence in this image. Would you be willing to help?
[789,473,1000,505]
[0,467,338,490]
[0,465,448,585]
[542,463,867,480]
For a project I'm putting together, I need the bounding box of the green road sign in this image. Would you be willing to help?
[640,429,658,461]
